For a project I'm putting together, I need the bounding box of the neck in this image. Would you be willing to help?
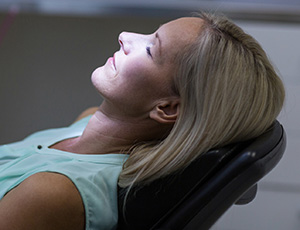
[68,106,166,155]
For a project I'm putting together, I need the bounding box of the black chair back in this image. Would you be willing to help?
[117,120,286,230]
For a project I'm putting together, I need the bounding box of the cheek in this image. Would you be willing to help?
[119,61,155,88]
[116,56,174,101]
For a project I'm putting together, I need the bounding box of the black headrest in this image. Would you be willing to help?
[118,120,285,230]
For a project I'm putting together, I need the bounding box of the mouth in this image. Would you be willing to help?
[107,53,117,71]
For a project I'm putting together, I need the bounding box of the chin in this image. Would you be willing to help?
[91,67,115,99]
[91,67,103,90]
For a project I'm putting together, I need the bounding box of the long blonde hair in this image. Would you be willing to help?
[118,12,285,188]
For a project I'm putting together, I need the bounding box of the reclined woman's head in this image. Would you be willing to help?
[118,12,285,188]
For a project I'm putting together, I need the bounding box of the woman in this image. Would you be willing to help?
[0,12,284,230]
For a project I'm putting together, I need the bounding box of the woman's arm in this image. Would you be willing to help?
[0,172,85,230]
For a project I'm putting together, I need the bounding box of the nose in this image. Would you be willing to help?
[118,32,148,55]
[118,32,131,55]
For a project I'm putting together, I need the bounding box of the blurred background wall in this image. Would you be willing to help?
[0,0,300,229]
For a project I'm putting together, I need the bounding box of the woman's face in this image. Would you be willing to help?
[92,17,203,117]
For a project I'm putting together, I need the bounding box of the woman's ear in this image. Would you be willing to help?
[149,98,180,124]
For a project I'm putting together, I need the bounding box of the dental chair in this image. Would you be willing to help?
[117,120,286,230]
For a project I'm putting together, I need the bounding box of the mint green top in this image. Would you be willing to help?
[0,116,128,230]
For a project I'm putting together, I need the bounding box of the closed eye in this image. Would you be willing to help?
[146,46,152,58]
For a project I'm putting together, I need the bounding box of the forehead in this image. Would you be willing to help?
[162,17,203,35]
[158,17,203,58]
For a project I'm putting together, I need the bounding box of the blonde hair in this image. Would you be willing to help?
[118,12,285,188]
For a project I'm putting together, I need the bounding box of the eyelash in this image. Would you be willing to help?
[146,46,152,57]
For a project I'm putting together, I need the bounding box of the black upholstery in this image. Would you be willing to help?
[117,120,286,230]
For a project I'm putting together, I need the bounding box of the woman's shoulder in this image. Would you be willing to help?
[0,172,85,230]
